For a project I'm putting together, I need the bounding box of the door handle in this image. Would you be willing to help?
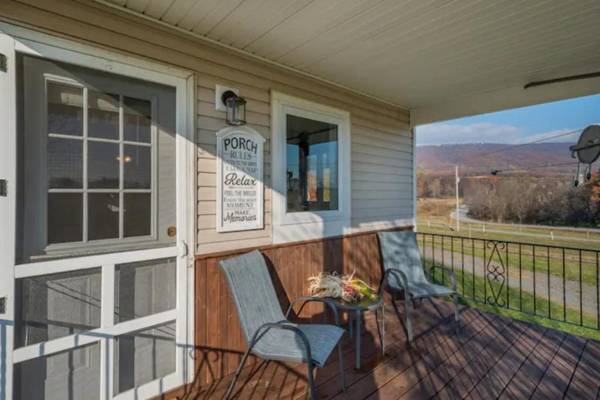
[179,240,188,258]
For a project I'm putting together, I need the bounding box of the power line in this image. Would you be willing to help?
[491,161,580,175]
[470,128,582,160]
[418,128,583,173]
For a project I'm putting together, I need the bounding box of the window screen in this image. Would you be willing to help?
[14,342,101,400]
[113,322,176,395]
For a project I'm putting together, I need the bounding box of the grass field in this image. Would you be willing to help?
[418,216,600,249]
[416,198,600,286]
[417,197,600,249]
[417,229,599,286]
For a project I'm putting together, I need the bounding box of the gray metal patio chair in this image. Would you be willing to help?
[377,231,459,342]
[219,250,346,400]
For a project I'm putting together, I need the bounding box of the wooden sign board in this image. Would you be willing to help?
[216,127,265,232]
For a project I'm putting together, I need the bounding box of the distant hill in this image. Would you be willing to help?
[417,142,578,176]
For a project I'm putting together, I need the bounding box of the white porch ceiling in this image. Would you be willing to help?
[99,0,600,123]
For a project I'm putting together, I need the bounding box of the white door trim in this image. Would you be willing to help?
[1,22,191,80]
[0,22,196,400]
[0,32,17,400]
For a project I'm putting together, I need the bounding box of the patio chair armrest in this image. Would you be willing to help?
[250,321,313,365]
[378,268,410,296]
[286,296,341,326]
[429,265,457,291]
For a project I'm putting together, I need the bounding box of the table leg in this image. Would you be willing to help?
[355,310,361,370]
[348,312,353,338]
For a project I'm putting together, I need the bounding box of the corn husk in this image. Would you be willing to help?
[308,272,377,304]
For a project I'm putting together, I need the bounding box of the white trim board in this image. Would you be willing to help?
[411,128,417,229]
[0,32,17,400]
[15,246,179,278]
[0,22,192,81]
[346,218,414,234]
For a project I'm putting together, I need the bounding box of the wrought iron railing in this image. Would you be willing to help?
[416,232,600,330]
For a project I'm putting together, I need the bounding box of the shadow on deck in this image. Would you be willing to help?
[180,299,600,399]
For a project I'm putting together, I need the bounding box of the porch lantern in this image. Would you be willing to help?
[222,90,246,126]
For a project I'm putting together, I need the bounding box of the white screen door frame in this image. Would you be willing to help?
[0,23,196,400]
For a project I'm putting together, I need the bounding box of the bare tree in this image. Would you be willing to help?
[464,175,599,228]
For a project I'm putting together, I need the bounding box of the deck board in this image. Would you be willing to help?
[179,300,600,400]
[417,317,517,399]
[563,341,600,399]
[470,323,546,399]
[433,314,526,400]
[330,307,481,399]
[370,312,501,399]
[530,333,587,399]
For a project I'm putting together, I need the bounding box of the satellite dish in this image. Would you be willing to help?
[570,125,600,186]
[571,125,600,164]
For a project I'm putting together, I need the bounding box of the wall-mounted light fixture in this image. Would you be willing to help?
[221,90,246,126]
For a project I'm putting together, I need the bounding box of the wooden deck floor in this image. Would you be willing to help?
[183,300,600,400]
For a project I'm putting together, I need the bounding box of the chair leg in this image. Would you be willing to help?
[375,306,385,357]
[347,312,353,338]
[224,347,252,400]
[338,342,346,391]
[390,297,402,319]
[404,297,414,343]
[391,296,413,343]
[307,362,317,400]
[453,294,460,323]
[381,303,386,355]
[355,310,362,370]
[452,293,461,337]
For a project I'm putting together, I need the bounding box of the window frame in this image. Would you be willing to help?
[271,92,351,240]
[42,74,159,254]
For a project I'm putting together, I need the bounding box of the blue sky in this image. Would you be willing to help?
[416,93,600,146]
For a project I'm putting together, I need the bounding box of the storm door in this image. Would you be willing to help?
[0,33,192,400]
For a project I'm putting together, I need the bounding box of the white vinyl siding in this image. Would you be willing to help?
[1,0,413,254]
[351,123,414,230]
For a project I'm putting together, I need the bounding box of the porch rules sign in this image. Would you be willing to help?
[216,127,265,232]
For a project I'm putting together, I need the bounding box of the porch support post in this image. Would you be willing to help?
[412,127,417,231]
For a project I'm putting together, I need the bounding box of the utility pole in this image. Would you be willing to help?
[455,165,460,232]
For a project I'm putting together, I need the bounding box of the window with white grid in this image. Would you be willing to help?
[45,79,156,249]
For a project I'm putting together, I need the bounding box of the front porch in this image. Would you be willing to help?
[1,2,600,399]
[179,299,600,400]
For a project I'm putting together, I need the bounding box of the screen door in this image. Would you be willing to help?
[0,34,191,400]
